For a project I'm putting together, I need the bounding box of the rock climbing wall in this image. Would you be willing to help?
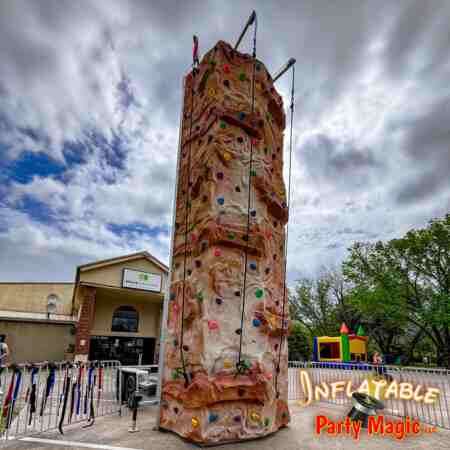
[159,40,290,445]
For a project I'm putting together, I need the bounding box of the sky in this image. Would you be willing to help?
[0,0,449,283]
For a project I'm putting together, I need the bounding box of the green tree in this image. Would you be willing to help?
[343,214,450,367]
[288,321,311,360]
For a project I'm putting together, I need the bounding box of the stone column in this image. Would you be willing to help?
[74,286,96,362]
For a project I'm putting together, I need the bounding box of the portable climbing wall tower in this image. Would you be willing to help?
[158,39,290,445]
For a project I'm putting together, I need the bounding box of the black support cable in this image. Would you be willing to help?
[237,15,258,373]
[179,62,198,387]
[275,64,295,397]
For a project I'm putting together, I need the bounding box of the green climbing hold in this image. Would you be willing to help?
[228,232,235,240]
[264,418,270,427]
[239,72,246,81]
[220,121,226,129]
[250,169,257,177]
[196,292,204,302]
[255,288,264,298]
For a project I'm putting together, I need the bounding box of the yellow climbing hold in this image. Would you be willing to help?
[223,359,233,369]
[250,411,261,422]
[192,417,200,428]
[208,87,216,97]
[223,152,232,161]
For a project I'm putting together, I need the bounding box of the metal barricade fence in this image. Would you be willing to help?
[0,360,121,441]
[288,361,450,429]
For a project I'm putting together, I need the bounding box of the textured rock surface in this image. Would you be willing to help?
[160,40,290,445]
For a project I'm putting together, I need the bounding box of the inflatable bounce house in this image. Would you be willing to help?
[313,323,368,364]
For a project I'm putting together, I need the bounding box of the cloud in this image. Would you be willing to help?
[0,1,449,282]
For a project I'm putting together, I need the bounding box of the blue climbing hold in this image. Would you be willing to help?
[217,197,225,205]
[239,112,246,120]
[250,210,256,217]
[249,262,257,270]
[253,318,261,327]
[209,413,219,423]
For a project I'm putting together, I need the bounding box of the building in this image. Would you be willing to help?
[0,251,168,365]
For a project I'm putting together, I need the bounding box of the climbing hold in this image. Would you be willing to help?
[217,172,224,180]
[210,60,217,67]
[217,197,225,205]
[234,290,240,297]
[223,64,230,73]
[255,288,264,298]
[170,292,176,301]
[223,359,233,369]
[223,151,232,161]
[249,261,257,270]
[172,304,180,313]
[208,320,219,330]
[238,112,246,120]
[250,210,256,217]
[209,413,219,423]
[264,418,270,427]
[227,232,235,239]
[252,318,261,327]
[235,186,241,192]
[187,269,192,276]
[233,415,241,423]
[251,138,258,146]
[223,80,230,88]
[190,233,198,242]
[202,195,208,202]
[214,248,221,257]
[182,345,189,351]
[208,87,216,97]
[239,72,246,81]
[265,267,270,274]
[220,121,226,129]
[196,292,204,302]
[250,411,261,422]
[192,417,200,428]
[174,407,179,414]
[237,136,244,144]
[235,328,242,335]
[250,169,257,177]
[195,260,201,268]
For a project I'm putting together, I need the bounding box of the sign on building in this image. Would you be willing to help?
[122,269,162,292]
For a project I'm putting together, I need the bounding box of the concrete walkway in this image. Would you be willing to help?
[4,403,450,450]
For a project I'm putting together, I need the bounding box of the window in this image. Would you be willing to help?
[319,342,340,359]
[111,306,139,333]
[47,294,59,315]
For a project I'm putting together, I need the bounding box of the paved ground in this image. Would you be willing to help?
[3,403,450,450]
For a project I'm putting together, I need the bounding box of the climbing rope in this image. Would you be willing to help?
[275,63,295,397]
[179,36,199,386]
[237,15,258,374]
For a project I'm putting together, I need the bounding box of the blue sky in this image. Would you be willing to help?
[0,0,449,282]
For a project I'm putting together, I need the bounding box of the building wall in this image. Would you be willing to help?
[91,292,161,338]
[0,283,74,316]
[1,320,74,363]
[79,259,167,291]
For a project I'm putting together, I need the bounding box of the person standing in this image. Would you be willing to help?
[0,336,10,395]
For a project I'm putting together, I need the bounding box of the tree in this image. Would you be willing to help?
[343,214,450,367]
[288,321,310,360]
[289,269,361,338]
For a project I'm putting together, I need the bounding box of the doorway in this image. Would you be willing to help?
[89,336,155,365]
